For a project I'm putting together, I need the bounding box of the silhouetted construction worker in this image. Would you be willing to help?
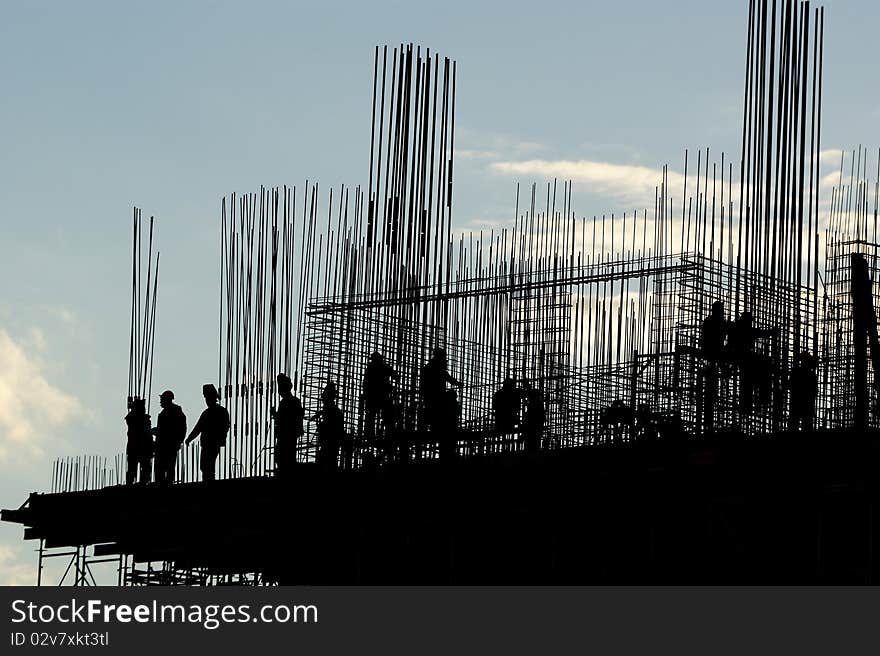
[420,347,462,432]
[700,301,727,360]
[363,351,399,439]
[125,397,152,485]
[634,403,658,440]
[850,253,880,428]
[492,377,522,434]
[603,399,633,443]
[313,381,344,470]
[272,373,304,476]
[153,390,186,485]
[522,383,545,452]
[700,301,728,433]
[729,311,773,412]
[790,351,818,431]
[185,384,230,482]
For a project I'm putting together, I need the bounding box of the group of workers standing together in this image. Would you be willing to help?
[491,377,547,452]
[699,300,818,432]
[124,346,545,486]
[361,347,548,462]
[124,384,231,485]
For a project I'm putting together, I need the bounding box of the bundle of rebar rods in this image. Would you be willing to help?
[128,208,161,413]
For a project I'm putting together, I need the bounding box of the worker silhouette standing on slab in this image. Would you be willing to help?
[522,382,546,452]
[125,397,153,485]
[185,384,230,482]
[363,351,399,440]
[492,377,522,435]
[699,301,728,433]
[700,301,727,360]
[272,373,304,476]
[850,253,880,428]
[602,399,634,443]
[153,390,186,485]
[789,351,818,431]
[729,311,773,412]
[634,403,658,441]
[313,381,344,470]
[420,347,462,432]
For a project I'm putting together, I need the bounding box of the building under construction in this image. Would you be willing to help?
[6,0,880,584]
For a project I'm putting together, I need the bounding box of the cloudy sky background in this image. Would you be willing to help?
[1,0,878,584]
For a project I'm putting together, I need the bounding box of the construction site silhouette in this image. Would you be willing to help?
[5,0,880,585]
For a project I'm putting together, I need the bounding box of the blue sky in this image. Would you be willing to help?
[0,0,877,584]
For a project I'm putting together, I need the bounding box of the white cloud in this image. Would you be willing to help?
[453,128,548,160]
[819,149,844,166]
[454,149,499,160]
[819,171,840,189]
[489,158,686,209]
[0,328,83,463]
[0,543,35,586]
[462,216,518,230]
